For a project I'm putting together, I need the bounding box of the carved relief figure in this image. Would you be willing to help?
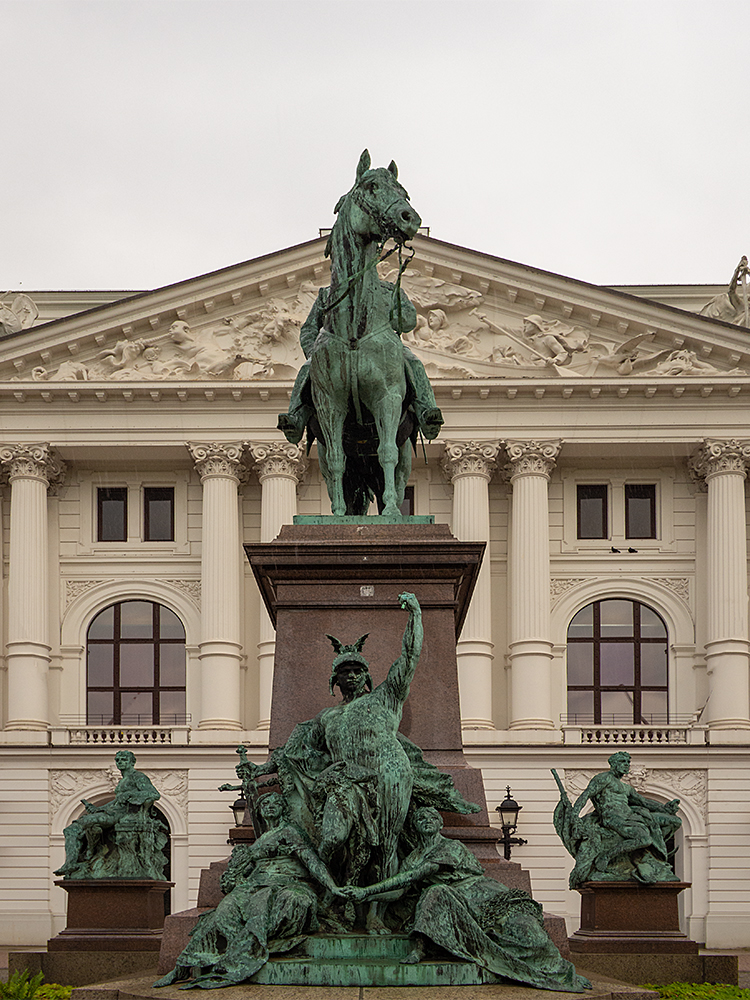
[54,750,167,880]
[0,293,39,335]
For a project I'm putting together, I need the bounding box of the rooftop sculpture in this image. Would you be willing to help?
[552,752,681,888]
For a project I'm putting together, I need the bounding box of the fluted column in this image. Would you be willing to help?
[442,441,501,729]
[248,442,307,730]
[188,442,246,730]
[506,439,561,729]
[0,444,65,730]
[689,439,750,730]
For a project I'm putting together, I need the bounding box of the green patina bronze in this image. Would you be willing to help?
[55,750,167,881]
[552,751,682,888]
[278,150,443,516]
[156,596,590,991]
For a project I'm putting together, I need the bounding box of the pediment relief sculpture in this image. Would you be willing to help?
[0,292,39,336]
[699,255,749,327]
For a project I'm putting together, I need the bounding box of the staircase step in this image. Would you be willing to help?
[302,933,414,960]
[254,954,496,987]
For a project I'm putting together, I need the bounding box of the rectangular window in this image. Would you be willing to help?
[625,484,656,538]
[399,485,415,517]
[144,487,175,541]
[97,487,127,542]
[577,484,608,539]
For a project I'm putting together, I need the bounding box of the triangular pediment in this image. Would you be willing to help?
[1,236,749,385]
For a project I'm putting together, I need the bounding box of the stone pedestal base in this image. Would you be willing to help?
[49,879,173,952]
[570,881,698,954]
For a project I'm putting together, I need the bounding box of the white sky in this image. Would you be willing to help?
[2,0,748,291]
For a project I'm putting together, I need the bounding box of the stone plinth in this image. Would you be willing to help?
[49,879,172,952]
[570,881,698,954]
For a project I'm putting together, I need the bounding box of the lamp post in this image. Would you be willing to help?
[495,786,528,860]
[230,797,247,827]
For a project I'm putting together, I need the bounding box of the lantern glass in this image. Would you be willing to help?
[498,790,521,832]
[231,798,247,826]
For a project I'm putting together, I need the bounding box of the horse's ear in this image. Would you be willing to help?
[333,195,346,215]
[353,633,370,653]
[326,634,344,654]
[357,149,371,180]
[388,160,398,179]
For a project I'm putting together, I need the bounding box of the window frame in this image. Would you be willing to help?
[566,598,669,725]
[625,483,657,539]
[576,484,608,539]
[97,487,128,542]
[143,487,175,542]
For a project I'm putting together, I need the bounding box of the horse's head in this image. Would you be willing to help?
[332,149,421,248]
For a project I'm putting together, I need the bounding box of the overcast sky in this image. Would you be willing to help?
[2,0,747,291]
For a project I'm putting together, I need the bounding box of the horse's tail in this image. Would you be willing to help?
[349,348,364,424]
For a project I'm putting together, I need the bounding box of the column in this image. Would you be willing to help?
[506,439,561,730]
[442,440,501,730]
[248,441,307,730]
[188,442,245,730]
[0,444,65,730]
[689,439,750,730]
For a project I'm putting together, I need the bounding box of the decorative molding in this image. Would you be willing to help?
[247,441,308,484]
[0,443,66,492]
[145,768,189,818]
[689,438,750,482]
[163,579,201,609]
[65,579,113,611]
[550,578,588,602]
[441,440,501,482]
[187,442,247,483]
[651,577,690,603]
[505,439,562,480]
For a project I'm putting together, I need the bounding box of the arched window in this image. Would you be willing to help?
[566,598,668,724]
[87,600,186,725]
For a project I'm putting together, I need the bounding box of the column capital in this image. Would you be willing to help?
[505,439,562,481]
[689,438,750,482]
[0,443,66,492]
[441,440,501,482]
[247,441,308,484]
[187,442,247,483]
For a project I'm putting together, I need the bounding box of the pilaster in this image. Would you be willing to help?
[442,440,501,730]
[0,444,65,730]
[506,439,561,730]
[248,442,307,730]
[689,439,750,731]
[188,442,246,731]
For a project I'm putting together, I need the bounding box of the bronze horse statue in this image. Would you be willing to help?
[278,150,443,516]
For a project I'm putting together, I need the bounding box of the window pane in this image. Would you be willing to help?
[600,643,634,685]
[160,689,186,723]
[120,644,155,686]
[88,606,115,639]
[641,643,668,686]
[88,691,114,724]
[600,689,635,722]
[625,484,656,538]
[120,601,153,638]
[98,488,127,542]
[568,604,594,638]
[87,645,114,686]
[599,600,634,637]
[640,606,667,638]
[145,488,174,542]
[120,691,153,723]
[567,690,593,720]
[641,690,668,722]
[399,485,414,517]
[567,643,593,685]
[159,607,185,640]
[160,644,186,686]
[577,485,607,539]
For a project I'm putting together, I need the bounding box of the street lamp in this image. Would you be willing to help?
[495,786,527,860]
[230,798,247,827]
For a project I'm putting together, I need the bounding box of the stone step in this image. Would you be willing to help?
[253,953,496,987]
[302,932,414,959]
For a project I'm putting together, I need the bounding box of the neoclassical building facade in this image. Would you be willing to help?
[0,238,748,949]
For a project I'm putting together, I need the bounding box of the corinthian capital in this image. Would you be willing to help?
[247,441,308,484]
[441,441,501,482]
[0,443,66,491]
[505,439,562,480]
[187,442,246,482]
[689,438,750,482]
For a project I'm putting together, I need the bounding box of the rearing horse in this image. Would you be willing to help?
[309,150,423,516]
